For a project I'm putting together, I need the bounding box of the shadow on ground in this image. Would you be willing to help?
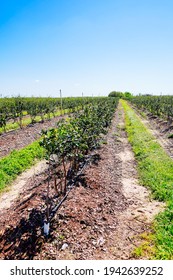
[0,208,55,260]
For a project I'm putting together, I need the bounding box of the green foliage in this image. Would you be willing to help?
[108,91,123,98]
[0,96,96,133]
[40,97,119,195]
[130,95,173,121]
[124,92,133,99]
[0,96,118,194]
[108,91,133,99]
[0,102,9,132]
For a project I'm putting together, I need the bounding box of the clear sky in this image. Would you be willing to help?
[0,0,173,97]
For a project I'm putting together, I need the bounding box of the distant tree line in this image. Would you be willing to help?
[108,91,132,99]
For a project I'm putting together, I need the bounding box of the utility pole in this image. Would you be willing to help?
[60,89,63,115]
[82,92,84,109]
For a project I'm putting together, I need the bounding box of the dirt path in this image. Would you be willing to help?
[0,104,164,260]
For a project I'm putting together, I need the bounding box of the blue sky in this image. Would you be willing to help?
[0,0,173,97]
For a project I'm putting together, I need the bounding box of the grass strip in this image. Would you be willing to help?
[0,141,44,192]
[121,100,173,259]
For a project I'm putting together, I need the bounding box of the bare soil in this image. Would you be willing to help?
[0,105,164,260]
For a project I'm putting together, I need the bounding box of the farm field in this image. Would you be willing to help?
[0,96,173,260]
[0,113,66,159]
[0,97,95,192]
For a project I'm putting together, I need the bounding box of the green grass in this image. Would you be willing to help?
[121,100,173,259]
[0,141,44,192]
